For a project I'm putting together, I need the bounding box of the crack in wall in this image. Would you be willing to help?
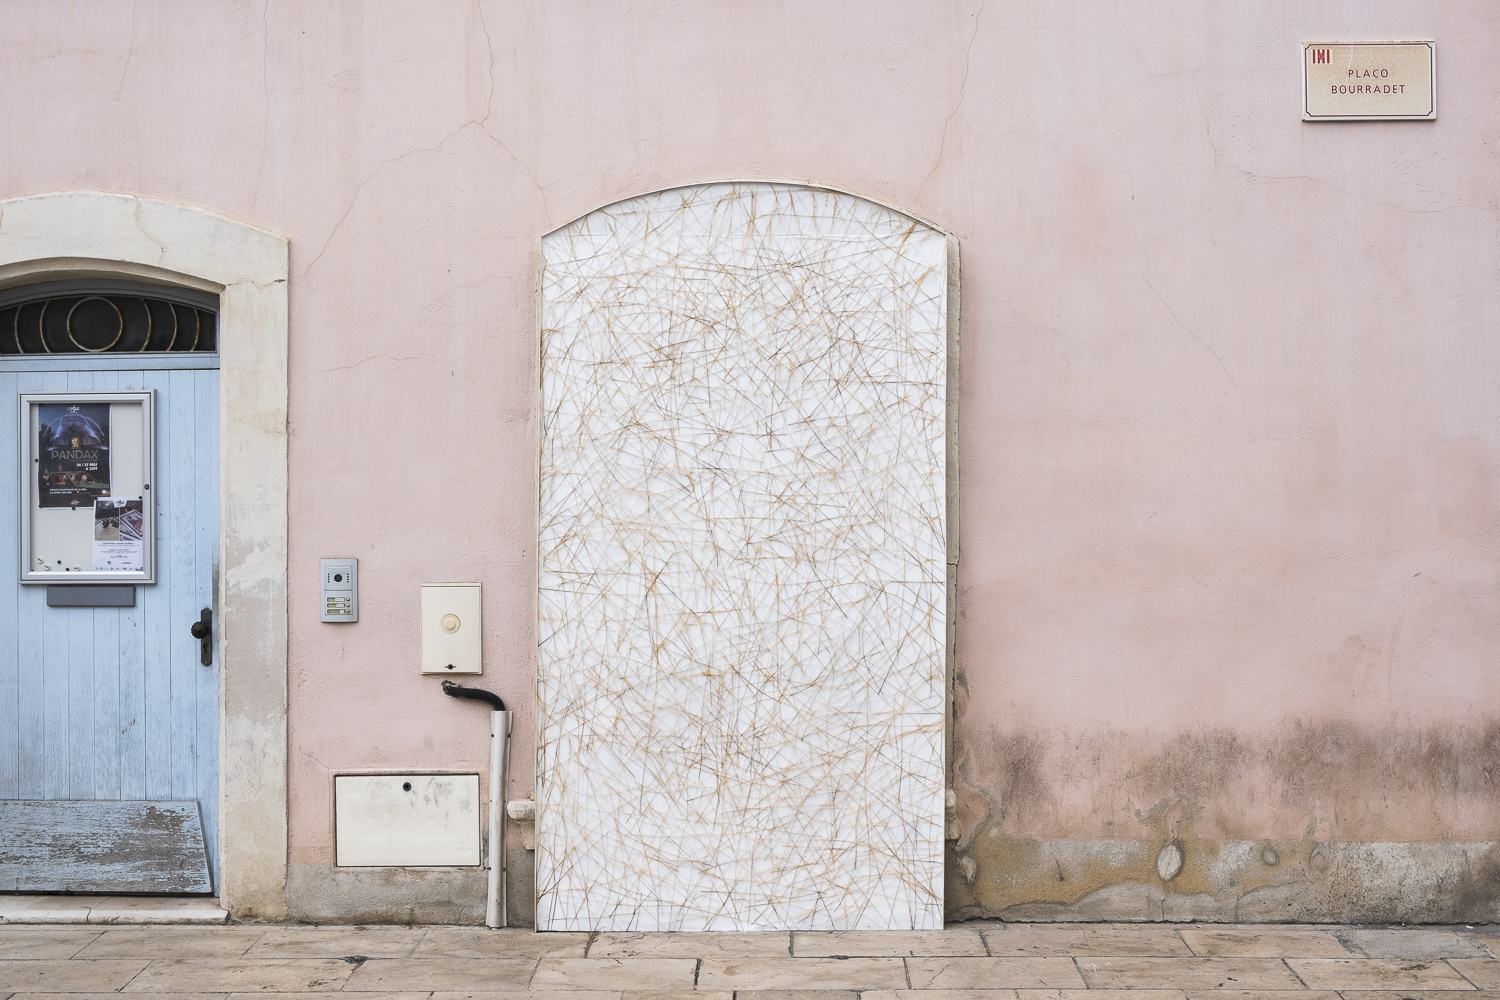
[300,5,548,281]
[917,0,985,203]
[131,200,167,263]
[114,0,138,101]
[254,0,271,208]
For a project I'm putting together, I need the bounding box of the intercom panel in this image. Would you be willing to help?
[321,558,358,622]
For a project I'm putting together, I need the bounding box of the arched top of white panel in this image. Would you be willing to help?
[543,180,948,259]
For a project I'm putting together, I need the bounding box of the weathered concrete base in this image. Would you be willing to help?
[287,849,536,925]
[506,848,536,927]
[286,865,485,925]
[947,837,1500,924]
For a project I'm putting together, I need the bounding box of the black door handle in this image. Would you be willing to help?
[189,607,212,666]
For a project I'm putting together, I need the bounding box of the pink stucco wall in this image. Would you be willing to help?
[4,1,1497,919]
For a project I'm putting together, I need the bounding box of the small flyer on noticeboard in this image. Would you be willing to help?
[93,497,144,572]
[38,403,111,509]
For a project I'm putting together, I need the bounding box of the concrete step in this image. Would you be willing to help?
[0,894,227,924]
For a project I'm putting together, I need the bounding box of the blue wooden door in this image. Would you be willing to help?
[0,366,220,890]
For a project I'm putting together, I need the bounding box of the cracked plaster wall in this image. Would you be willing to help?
[3,1,1498,923]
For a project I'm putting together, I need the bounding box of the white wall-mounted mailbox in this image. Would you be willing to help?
[420,582,481,674]
[334,773,480,866]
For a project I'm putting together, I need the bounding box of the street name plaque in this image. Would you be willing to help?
[1303,41,1436,121]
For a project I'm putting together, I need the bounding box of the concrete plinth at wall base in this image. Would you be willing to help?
[948,839,1500,924]
[0,894,228,923]
[285,849,536,925]
[283,840,1498,926]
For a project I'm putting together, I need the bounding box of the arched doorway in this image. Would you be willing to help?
[536,183,953,930]
[0,193,289,917]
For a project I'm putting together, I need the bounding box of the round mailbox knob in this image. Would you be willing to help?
[440,613,461,633]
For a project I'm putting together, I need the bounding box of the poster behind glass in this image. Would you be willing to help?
[20,392,153,584]
[37,403,111,509]
[93,497,145,572]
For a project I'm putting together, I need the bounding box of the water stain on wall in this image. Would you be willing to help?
[947,719,1500,922]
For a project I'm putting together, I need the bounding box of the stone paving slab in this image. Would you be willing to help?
[531,958,700,990]
[230,994,433,1000]
[120,956,357,992]
[984,925,1194,957]
[5,921,1500,994]
[8,995,232,1000]
[344,956,539,991]
[414,927,592,960]
[1181,993,1343,1000]
[1178,928,1349,958]
[1020,991,1190,1000]
[1076,957,1306,990]
[1449,960,1500,988]
[74,926,265,959]
[242,925,425,959]
[1338,931,1495,959]
[0,958,148,992]
[425,993,620,1000]
[590,931,792,959]
[1286,958,1475,990]
[697,956,910,990]
[425,993,622,1000]
[905,957,1089,989]
[793,929,987,957]
[0,928,103,959]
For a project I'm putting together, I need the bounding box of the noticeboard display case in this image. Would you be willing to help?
[18,391,155,585]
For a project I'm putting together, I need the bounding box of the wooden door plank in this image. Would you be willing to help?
[67,607,96,796]
[0,371,17,799]
[64,376,97,800]
[92,604,122,799]
[113,370,148,801]
[0,799,212,893]
[192,371,220,880]
[166,370,198,808]
[38,371,71,800]
[118,582,147,800]
[81,370,134,803]
[141,371,173,802]
[63,371,99,799]
[73,371,114,799]
[40,604,69,798]
[16,370,47,799]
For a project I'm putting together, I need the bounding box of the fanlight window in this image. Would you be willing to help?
[0,279,218,355]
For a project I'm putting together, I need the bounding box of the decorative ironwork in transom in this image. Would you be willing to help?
[0,279,218,355]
